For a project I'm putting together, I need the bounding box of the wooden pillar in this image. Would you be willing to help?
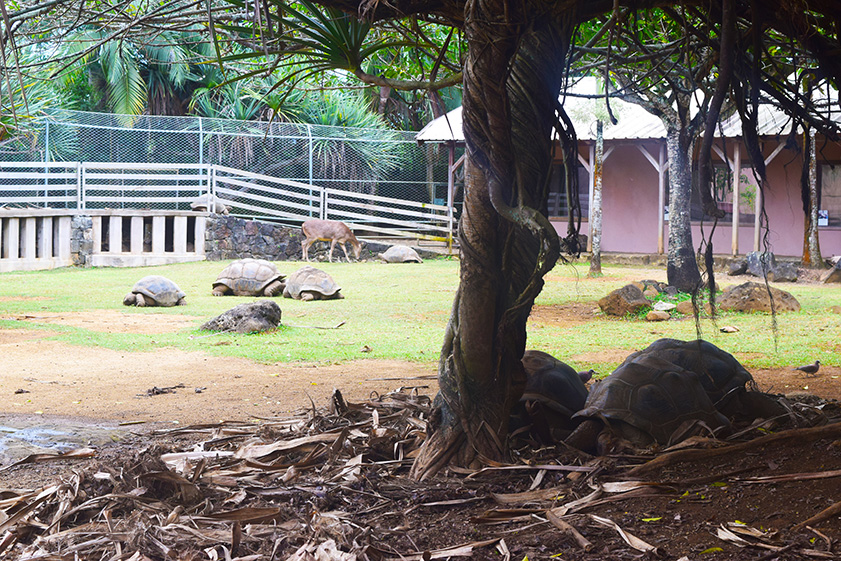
[731,143,741,256]
[91,216,102,254]
[657,144,667,254]
[56,217,72,261]
[195,216,207,256]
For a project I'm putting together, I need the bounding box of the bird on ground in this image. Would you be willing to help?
[578,369,596,383]
[793,360,821,377]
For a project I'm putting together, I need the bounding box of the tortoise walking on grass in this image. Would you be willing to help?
[283,266,343,301]
[212,259,286,297]
[123,276,186,307]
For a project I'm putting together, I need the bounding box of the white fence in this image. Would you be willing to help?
[0,161,454,244]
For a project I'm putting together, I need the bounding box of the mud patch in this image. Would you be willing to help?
[8,309,202,334]
[529,302,599,328]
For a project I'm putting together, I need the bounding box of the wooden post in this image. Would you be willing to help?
[731,143,741,256]
[657,143,666,254]
[447,143,455,253]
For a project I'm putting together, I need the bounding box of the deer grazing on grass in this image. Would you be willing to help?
[301,219,362,263]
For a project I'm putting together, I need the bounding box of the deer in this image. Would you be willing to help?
[301,219,362,263]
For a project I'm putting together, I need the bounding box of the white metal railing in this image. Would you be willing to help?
[0,161,454,244]
[0,162,80,208]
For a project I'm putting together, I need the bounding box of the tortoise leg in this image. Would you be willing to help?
[135,294,148,307]
[177,298,187,306]
[263,280,284,297]
[300,292,315,301]
[212,286,229,296]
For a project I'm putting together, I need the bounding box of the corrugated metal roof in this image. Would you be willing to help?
[415,96,667,143]
[415,107,463,143]
[416,91,841,144]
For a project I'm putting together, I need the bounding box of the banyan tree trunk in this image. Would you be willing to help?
[410,0,574,480]
[665,128,702,293]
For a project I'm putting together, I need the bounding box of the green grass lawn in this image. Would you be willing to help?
[1,258,838,374]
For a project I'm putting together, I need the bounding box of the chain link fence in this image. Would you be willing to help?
[0,110,464,236]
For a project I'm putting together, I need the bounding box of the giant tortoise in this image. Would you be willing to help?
[510,350,591,442]
[283,266,343,301]
[378,245,423,263]
[566,338,786,454]
[123,276,186,307]
[212,259,285,297]
[566,354,732,454]
[620,338,755,407]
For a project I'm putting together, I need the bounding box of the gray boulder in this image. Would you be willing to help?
[718,282,800,313]
[745,251,798,282]
[201,300,282,333]
[598,284,650,316]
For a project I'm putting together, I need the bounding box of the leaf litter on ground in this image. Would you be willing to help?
[1,388,840,560]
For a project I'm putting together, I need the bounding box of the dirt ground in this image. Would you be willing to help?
[2,275,841,560]
[3,307,839,427]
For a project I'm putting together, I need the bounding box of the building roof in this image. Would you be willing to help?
[416,88,841,145]
[415,95,668,144]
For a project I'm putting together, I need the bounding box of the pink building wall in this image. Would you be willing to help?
[550,137,841,258]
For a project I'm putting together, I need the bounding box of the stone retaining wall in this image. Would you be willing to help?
[203,216,431,262]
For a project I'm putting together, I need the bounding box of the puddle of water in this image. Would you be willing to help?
[0,415,129,467]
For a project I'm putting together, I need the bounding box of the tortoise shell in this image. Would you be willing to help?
[283,266,342,300]
[520,350,589,418]
[379,246,424,263]
[573,354,731,446]
[213,259,285,296]
[127,275,185,307]
[620,338,754,406]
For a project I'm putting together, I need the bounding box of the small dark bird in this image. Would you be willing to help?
[794,360,821,377]
[578,369,596,383]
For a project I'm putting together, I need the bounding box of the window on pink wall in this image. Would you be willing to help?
[692,165,759,224]
[547,163,590,219]
[819,164,841,227]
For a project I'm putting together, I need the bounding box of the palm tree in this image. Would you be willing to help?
[49,28,211,117]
